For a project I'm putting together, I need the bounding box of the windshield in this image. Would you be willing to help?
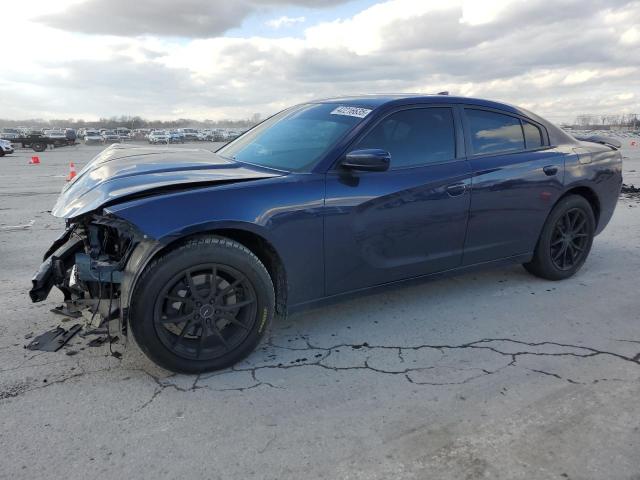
[217,103,370,172]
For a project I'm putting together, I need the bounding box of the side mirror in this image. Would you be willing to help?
[341,149,390,172]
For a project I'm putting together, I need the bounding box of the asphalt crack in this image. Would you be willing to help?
[3,336,639,402]
[196,336,640,390]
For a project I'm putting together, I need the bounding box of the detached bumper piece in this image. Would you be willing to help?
[25,324,82,352]
[29,234,84,303]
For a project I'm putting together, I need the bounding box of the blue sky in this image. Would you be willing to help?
[228,0,378,38]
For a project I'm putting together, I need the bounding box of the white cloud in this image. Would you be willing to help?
[304,0,455,55]
[620,26,640,45]
[563,70,600,85]
[266,16,306,29]
[459,0,516,25]
[34,0,349,38]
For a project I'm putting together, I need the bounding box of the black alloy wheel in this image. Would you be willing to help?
[549,208,590,270]
[154,264,257,361]
[523,194,595,280]
[131,236,275,373]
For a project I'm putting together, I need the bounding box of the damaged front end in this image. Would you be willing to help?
[28,144,284,338]
[29,214,157,331]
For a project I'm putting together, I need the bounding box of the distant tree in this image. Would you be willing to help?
[0,112,263,130]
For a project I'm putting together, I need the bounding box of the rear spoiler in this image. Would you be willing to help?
[575,135,622,150]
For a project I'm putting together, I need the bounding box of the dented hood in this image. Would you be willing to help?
[52,144,284,218]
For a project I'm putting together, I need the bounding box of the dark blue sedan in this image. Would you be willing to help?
[30,94,623,372]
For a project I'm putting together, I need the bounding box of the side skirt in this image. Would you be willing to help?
[287,252,533,315]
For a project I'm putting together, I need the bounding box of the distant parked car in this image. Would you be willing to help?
[84,130,103,144]
[196,131,211,141]
[65,128,77,143]
[115,128,131,140]
[211,129,228,141]
[102,131,121,143]
[169,130,185,144]
[132,129,151,140]
[1,128,20,141]
[148,130,170,144]
[43,129,66,138]
[0,139,14,156]
[43,129,69,146]
[180,128,199,141]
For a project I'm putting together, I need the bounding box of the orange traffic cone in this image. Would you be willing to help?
[29,156,40,165]
[66,162,77,182]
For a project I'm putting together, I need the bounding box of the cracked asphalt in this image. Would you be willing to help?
[1,141,640,479]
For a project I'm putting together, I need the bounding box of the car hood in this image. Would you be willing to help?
[52,144,285,219]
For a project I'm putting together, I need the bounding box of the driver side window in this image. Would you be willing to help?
[354,108,456,169]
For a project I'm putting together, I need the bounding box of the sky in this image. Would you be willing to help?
[0,0,638,123]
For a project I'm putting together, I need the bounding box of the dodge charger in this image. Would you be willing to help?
[29,94,623,373]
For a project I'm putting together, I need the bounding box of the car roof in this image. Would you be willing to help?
[310,94,524,116]
[309,93,576,146]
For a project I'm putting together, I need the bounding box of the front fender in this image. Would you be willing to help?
[118,237,164,327]
[107,174,326,307]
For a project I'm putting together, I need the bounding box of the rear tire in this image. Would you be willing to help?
[131,236,274,373]
[523,195,595,280]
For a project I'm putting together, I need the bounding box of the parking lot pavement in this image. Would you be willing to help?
[1,142,639,479]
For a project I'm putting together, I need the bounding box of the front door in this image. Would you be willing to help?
[324,106,472,296]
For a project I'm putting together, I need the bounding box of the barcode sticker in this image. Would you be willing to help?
[330,106,372,118]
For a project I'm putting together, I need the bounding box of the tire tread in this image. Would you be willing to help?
[131,234,274,373]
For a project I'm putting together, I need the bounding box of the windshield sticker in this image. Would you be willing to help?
[330,106,372,118]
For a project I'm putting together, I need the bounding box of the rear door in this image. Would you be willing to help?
[461,107,565,265]
[324,105,472,296]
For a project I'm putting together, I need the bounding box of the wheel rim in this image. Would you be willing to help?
[550,208,590,271]
[153,264,257,361]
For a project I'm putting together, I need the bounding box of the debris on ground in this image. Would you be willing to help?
[621,183,640,201]
[80,327,108,337]
[50,304,82,319]
[25,324,82,352]
[87,336,108,348]
[0,219,35,231]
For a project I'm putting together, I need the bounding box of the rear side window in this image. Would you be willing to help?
[354,108,455,168]
[523,120,544,149]
[465,109,524,155]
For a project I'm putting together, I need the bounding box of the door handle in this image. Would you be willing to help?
[543,165,558,176]
[446,183,466,197]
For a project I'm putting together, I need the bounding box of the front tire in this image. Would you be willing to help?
[523,195,595,280]
[131,236,275,373]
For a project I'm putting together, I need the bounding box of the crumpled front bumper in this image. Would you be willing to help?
[29,216,163,329]
[29,228,84,302]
